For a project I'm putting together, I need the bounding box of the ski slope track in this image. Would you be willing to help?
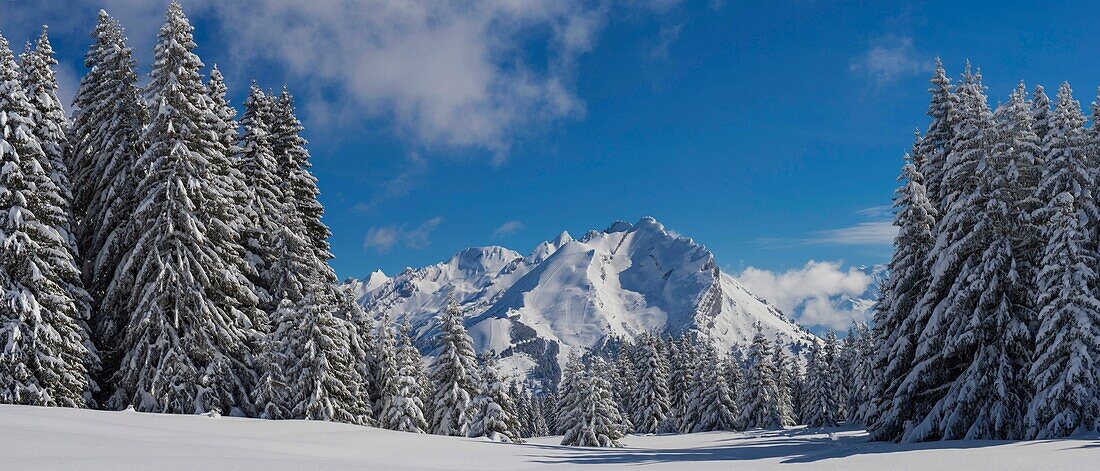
[351,217,818,386]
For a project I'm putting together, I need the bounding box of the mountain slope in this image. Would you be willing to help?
[353,217,817,386]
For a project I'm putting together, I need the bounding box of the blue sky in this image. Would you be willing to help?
[6,0,1100,328]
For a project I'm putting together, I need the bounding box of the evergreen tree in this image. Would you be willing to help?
[868,134,937,439]
[269,89,333,276]
[530,394,551,437]
[18,26,100,405]
[822,332,846,422]
[1032,84,1052,145]
[848,323,876,425]
[802,344,838,427]
[1026,83,1100,440]
[665,335,693,430]
[238,84,283,310]
[106,3,259,415]
[631,332,671,433]
[560,358,626,447]
[429,299,480,436]
[1027,183,1100,436]
[894,64,993,442]
[1037,83,1098,236]
[555,353,584,434]
[346,299,379,417]
[251,322,290,420]
[468,354,524,442]
[68,12,145,372]
[790,362,806,424]
[374,321,400,418]
[0,33,95,408]
[509,381,533,438]
[204,68,262,331]
[739,326,784,429]
[772,340,796,425]
[685,343,739,432]
[273,295,370,424]
[920,57,958,215]
[380,323,428,433]
[613,345,639,433]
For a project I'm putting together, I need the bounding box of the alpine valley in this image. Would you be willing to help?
[347,217,819,388]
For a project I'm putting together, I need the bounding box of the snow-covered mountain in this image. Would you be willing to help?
[352,217,817,386]
[837,264,887,319]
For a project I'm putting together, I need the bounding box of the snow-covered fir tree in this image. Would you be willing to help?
[346,299,379,417]
[0,32,95,408]
[665,334,694,431]
[555,353,584,434]
[802,343,839,427]
[868,134,937,439]
[379,323,428,433]
[1028,192,1100,438]
[269,295,370,424]
[251,328,290,420]
[530,393,551,437]
[820,331,846,422]
[560,357,625,447]
[1026,126,1100,437]
[203,67,262,330]
[19,29,94,353]
[790,362,806,425]
[106,3,260,415]
[847,323,876,425]
[683,342,739,432]
[920,57,957,215]
[1032,84,1052,145]
[917,83,1036,440]
[67,12,145,373]
[468,354,523,443]
[18,26,100,405]
[269,89,334,278]
[372,320,399,417]
[739,325,785,429]
[613,345,639,433]
[238,83,283,310]
[772,340,796,425]
[429,299,480,436]
[893,64,994,442]
[631,332,671,434]
[508,381,533,438]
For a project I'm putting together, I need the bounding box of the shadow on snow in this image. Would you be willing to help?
[515,427,1100,466]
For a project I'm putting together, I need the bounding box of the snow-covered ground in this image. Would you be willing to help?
[2,405,1095,470]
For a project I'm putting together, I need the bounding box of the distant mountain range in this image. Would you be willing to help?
[347,217,819,387]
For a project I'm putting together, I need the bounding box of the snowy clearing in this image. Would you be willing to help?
[2,405,1096,470]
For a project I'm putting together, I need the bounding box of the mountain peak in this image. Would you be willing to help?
[604,220,633,233]
[551,230,574,246]
[448,246,521,274]
[351,218,817,388]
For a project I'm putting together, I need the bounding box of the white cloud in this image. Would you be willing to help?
[651,23,684,59]
[354,152,428,213]
[90,0,681,158]
[5,0,685,158]
[807,221,897,246]
[856,205,893,219]
[363,216,444,253]
[491,221,524,239]
[849,35,930,84]
[736,261,873,330]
